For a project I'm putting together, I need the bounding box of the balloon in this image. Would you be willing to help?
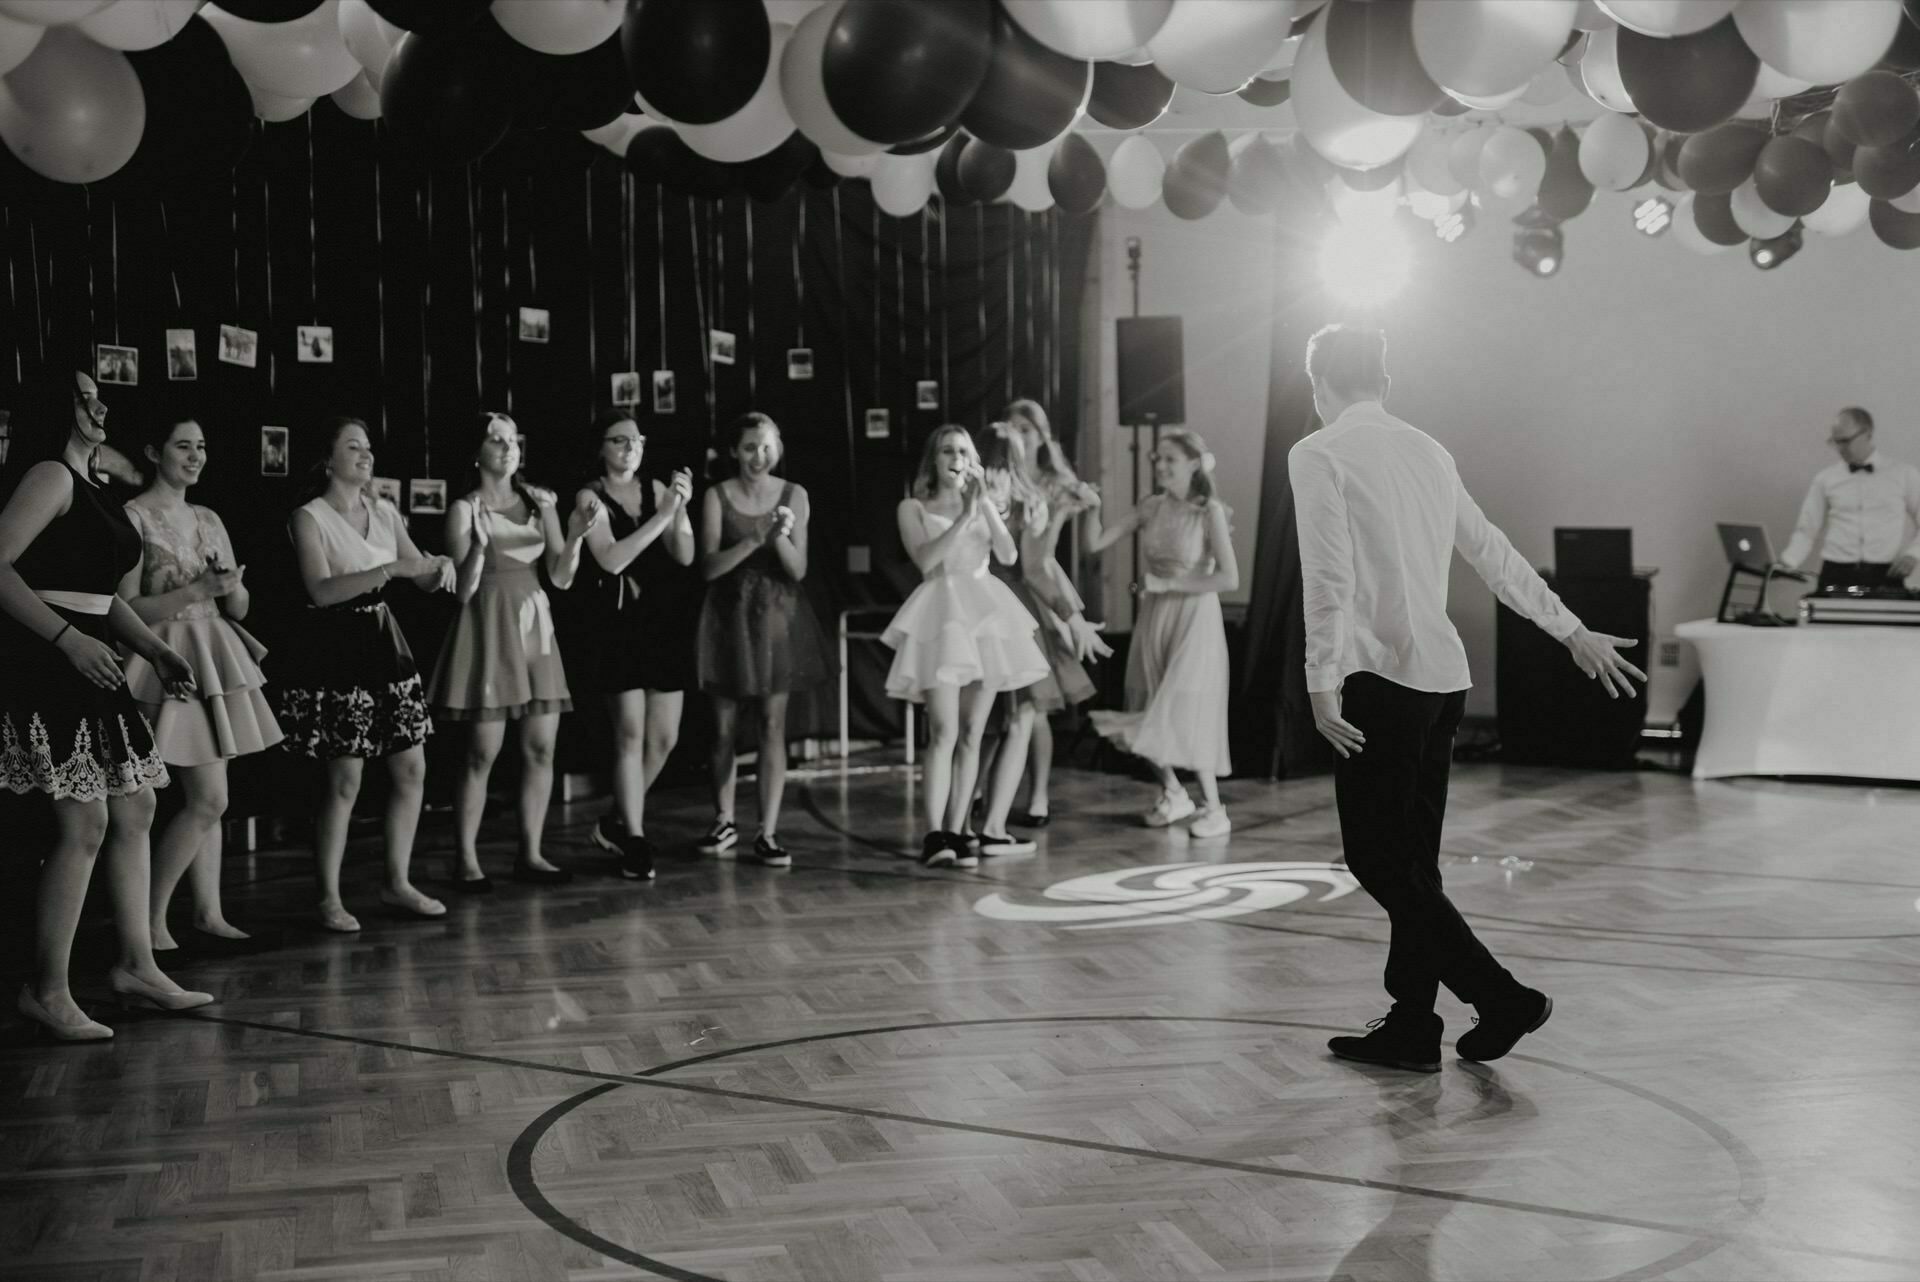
[1538,126,1594,220]
[583,110,643,153]
[1320,0,1442,115]
[0,0,111,23]
[1226,131,1288,214]
[1729,178,1795,237]
[0,12,40,75]
[1891,181,1920,212]
[1574,0,1615,29]
[1162,128,1229,218]
[1446,125,1491,189]
[77,0,201,51]
[1007,139,1057,211]
[1749,61,1813,102]
[956,133,1015,201]
[934,129,971,203]
[822,0,993,146]
[625,122,696,186]
[226,0,324,16]
[1107,133,1165,208]
[1616,18,1755,134]
[1802,180,1871,233]
[622,0,769,126]
[872,150,937,216]
[365,0,487,32]
[1410,0,1575,99]
[1326,174,1400,225]
[1854,135,1920,198]
[1753,135,1833,215]
[1046,130,1105,212]
[1579,25,1634,112]
[1292,6,1424,171]
[1086,59,1174,130]
[1239,73,1291,107]
[1335,157,1401,192]
[514,30,631,131]
[205,0,360,98]
[1521,64,1572,106]
[1578,110,1650,190]
[1690,189,1747,244]
[821,148,878,178]
[678,21,794,162]
[1477,125,1546,203]
[1597,0,1735,36]
[1868,195,1920,246]
[248,81,311,120]
[1884,10,1920,70]
[1673,194,1737,253]
[1405,128,1461,195]
[1002,0,1172,61]
[0,28,145,182]
[782,1,881,156]
[1833,71,1920,148]
[326,66,378,117]
[93,12,249,194]
[338,0,400,85]
[1734,0,1904,86]
[959,5,1089,151]
[890,121,960,155]
[1677,123,1767,194]
[1145,0,1295,95]
[380,23,515,163]
[491,0,620,56]
[1816,111,1859,181]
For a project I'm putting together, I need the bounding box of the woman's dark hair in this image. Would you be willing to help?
[588,408,641,481]
[138,405,201,461]
[464,411,536,515]
[302,414,371,502]
[0,367,90,506]
[726,410,781,474]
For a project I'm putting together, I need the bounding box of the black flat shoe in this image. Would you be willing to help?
[186,928,280,956]
[513,864,574,886]
[448,874,494,895]
[1013,811,1051,829]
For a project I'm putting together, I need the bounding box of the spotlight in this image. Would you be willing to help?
[1633,195,1673,237]
[1512,225,1563,277]
[1435,205,1474,243]
[1749,224,1803,269]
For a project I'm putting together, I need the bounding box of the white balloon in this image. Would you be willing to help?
[1579,24,1634,113]
[1001,0,1175,61]
[338,0,399,87]
[1108,134,1166,208]
[1008,140,1058,212]
[1673,194,1736,253]
[584,111,645,153]
[1406,129,1462,196]
[781,0,883,156]
[1804,180,1872,233]
[1446,124,1492,189]
[0,11,42,76]
[1477,125,1545,202]
[0,0,112,25]
[1444,82,1527,110]
[1145,0,1297,95]
[248,81,314,123]
[76,0,201,52]
[1574,0,1615,29]
[822,149,879,178]
[872,151,936,217]
[1892,185,1920,214]
[1521,65,1571,106]
[1596,0,1735,37]
[491,0,621,57]
[1734,0,1904,86]
[1729,178,1795,238]
[680,22,793,163]
[1410,0,1576,100]
[1292,7,1424,171]
[764,0,826,23]
[1578,110,1650,190]
[330,68,380,119]
[206,0,359,99]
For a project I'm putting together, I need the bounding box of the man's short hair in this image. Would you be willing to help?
[1305,324,1389,396]
[1840,406,1873,434]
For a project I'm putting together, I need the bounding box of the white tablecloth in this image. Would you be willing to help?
[1675,619,1920,782]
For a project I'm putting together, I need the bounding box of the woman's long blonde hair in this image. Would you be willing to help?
[910,424,977,499]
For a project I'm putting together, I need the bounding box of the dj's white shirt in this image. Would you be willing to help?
[1290,401,1581,696]
[1776,452,1920,569]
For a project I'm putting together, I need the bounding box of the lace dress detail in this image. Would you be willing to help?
[882,500,1050,701]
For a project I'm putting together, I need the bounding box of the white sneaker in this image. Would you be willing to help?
[1189,805,1232,839]
[1144,789,1196,827]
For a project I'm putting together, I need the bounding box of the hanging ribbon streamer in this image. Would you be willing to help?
[372,129,389,444]
[158,203,183,316]
[894,211,906,421]
[830,185,855,490]
[686,196,713,434]
[420,169,434,471]
[263,171,277,395]
[622,169,635,374]
[938,203,951,419]
[307,112,319,323]
[467,166,484,408]
[230,174,242,319]
[791,193,806,350]
[4,206,19,382]
[653,187,665,371]
[583,167,596,383]
[82,188,97,351]
[1022,213,1035,403]
[1004,210,1015,406]
[870,199,880,426]
[975,214,987,421]
[500,173,513,415]
[27,215,45,366]
[743,200,756,402]
[109,202,121,346]
[919,210,933,409]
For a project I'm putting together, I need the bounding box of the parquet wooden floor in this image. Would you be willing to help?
[3,759,1918,1281]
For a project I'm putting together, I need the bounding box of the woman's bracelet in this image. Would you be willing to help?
[47,622,71,647]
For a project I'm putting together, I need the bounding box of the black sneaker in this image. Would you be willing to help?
[920,832,957,868]
[697,817,738,856]
[1328,1011,1444,1073]
[1457,988,1552,1063]
[746,834,791,867]
[618,832,656,881]
[590,813,627,857]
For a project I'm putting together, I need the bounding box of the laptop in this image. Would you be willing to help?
[1715,522,1780,574]
[1554,527,1633,579]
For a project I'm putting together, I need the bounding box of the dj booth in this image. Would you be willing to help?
[1675,619,1920,782]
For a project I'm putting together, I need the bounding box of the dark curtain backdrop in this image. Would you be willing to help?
[0,106,1093,782]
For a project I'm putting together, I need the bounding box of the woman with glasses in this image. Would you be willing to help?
[574,410,695,880]
[429,414,598,890]
[0,369,210,1040]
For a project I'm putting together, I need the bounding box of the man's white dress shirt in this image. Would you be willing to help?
[1776,452,1920,568]
[1289,401,1581,696]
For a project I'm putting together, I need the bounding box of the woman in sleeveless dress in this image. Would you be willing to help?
[884,425,1049,868]
[120,412,283,955]
[274,416,456,933]
[694,412,834,867]
[573,410,696,881]
[429,414,599,890]
[0,368,209,1041]
[1086,429,1239,838]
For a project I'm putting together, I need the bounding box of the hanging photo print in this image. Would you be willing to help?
[166,329,197,381]
[652,369,676,414]
[916,380,940,411]
[611,371,641,407]
[787,347,813,381]
[409,478,448,515]
[297,325,334,364]
[260,426,289,477]
[865,408,890,440]
[371,476,402,508]
[518,306,550,343]
[95,344,138,386]
[710,329,736,366]
[219,324,258,368]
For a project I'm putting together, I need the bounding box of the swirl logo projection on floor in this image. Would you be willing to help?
[974,861,1361,930]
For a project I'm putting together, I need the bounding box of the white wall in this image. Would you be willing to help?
[1088,191,1920,721]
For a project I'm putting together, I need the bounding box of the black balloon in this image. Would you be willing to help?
[626,124,699,189]
[1754,136,1834,216]
[956,135,1016,202]
[382,23,519,165]
[622,0,770,126]
[1654,134,1687,190]
[1691,190,1748,246]
[935,132,974,204]
[824,0,994,146]
[218,0,324,20]
[802,154,843,190]
[1324,0,1444,116]
[1046,132,1105,214]
[890,122,963,156]
[1163,130,1231,220]
[1537,127,1594,222]
[1853,134,1920,199]
[960,6,1088,151]
[515,32,632,131]
[1238,75,1291,108]
[1616,18,1757,134]
[1678,123,1767,195]
[1087,60,1174,130]
[366,0,489,32]
[1880,7,1920,69]
[1833,71,1920,148]
[94,14,252,198]
[1816,111,1860,182]
[1868,195,1920,246]
[741,133,820,203]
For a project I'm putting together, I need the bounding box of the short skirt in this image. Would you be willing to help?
[271,594,432,760]
[127,614,283,768]
[0,609,169,802]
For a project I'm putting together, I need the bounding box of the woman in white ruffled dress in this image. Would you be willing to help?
[883,426,1049,868]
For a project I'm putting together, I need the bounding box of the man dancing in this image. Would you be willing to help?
[1290,324,1646,1071]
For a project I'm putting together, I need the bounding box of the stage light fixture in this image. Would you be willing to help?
[1512,225,1563,277]
[1633,196,1673,237]
[1316,220,1412,309]
[1749,224,1803,270]
[1435,206,1473,243]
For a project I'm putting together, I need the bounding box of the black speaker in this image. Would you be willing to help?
[1496,575,1651,769]
[1116,315,1184,425]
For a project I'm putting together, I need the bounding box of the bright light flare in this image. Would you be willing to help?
[1316,220,1411,309]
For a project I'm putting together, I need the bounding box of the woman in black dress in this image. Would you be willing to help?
[0,368,210,1040]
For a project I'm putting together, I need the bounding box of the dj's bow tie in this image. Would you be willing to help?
[1849,462,1875,474]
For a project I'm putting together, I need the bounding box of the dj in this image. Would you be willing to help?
[1775,407,1920,591]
